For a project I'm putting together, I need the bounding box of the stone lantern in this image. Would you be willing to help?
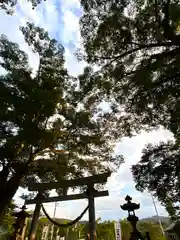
[121,195,147,240]
[11,205,30,240]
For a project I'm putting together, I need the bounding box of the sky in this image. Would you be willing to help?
[1,0,174,221]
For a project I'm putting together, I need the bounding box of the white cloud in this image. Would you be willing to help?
[62,0,81,9]
[64,47,86,76]
[17,0,59,32]
[114,127,173,187]
[62,10,79,42]
[18,0,41,24]
[60,0,85,76]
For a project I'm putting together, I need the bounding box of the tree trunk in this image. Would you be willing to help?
[0,171,24,224]
[0,149,34,224]
[0,166,9,183]
[0,167,10,223]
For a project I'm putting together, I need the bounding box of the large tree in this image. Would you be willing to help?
[0,22,123,223]
[79,0,180,218]
[1,201,16,237]
[132,141,180,219]
[80,0,180,135]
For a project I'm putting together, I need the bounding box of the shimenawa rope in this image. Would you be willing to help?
[41,203,89,227]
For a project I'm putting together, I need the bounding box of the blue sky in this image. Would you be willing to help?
[0,0,174,221]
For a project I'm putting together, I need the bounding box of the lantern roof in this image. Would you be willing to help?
[120,195,140,211]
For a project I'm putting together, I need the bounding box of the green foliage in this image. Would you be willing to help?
[121,219,132,240]
[165,198,179,222]
[79,0,180,220]
[23,217,166,240]
[96,220,115,240]
[0,21,123,219]
[132,141,180,220]
[24,218,80,239]
[120,218,166,240]
[80,0,180,135]
[0,22,67,198]
[137,220,165,240]
[2,201,16,236]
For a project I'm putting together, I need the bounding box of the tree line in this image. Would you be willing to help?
[1,206,169,240]
[29,218,168,240]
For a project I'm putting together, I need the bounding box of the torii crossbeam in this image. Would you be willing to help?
[28,172,110,191]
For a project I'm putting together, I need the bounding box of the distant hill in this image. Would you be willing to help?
[53,218,88,224]
[38,217,88,225]
[39,215,170,226]
[141,215,170,224]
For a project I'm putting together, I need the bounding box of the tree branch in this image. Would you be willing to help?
[102,41,176,68]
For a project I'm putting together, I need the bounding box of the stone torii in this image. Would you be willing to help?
[25,172,111,240]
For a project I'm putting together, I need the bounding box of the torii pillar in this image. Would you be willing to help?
[86,185,97,240]
[28,192,44,240]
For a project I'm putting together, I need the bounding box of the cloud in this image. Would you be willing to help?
[0,6,39,71]
[0,1,173,222]
[114,127,173,187]
[60,0,86,76]
[62,9,79,42]
[0,0,83,74]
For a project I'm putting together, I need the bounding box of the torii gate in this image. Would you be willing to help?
[25,172,111,240]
